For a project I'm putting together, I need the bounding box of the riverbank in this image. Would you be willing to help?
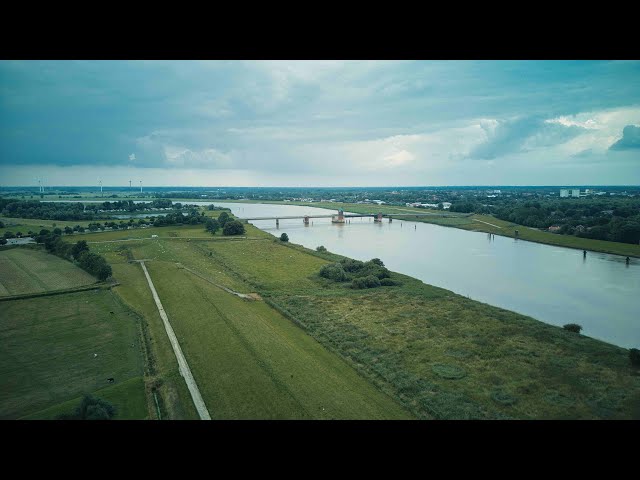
[245,200,640,258]
[82,218,639,419]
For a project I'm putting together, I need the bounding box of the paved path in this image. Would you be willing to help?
[139,261,211,420]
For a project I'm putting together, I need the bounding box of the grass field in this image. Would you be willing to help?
[5,216,637,419]
[78,222,412,418]
[203,224,640,419]
[0,289,147,419]
[0,247,98,296]
[21,377,147,420]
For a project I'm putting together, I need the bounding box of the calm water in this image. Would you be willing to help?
[193,201,640,349]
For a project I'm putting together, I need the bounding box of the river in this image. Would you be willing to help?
[187,201,639,349]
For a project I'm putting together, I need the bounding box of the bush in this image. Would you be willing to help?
[222,220,245,236]
[319,263,348,282]
[371,258,384,267]
[630,348,640,367]
[316,245,327,252]
[563,323,582,334]
[379,278,397,286]
[280,233,289,242]
[56,394,117,420]
[340,258,365,273]
[351,275,381,289]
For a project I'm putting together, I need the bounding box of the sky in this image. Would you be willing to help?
[0,60,639,187]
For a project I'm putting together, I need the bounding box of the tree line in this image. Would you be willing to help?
[36,231,112,281]
[0,198,189,221]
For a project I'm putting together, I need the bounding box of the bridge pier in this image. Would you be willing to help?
[276,218,279,228]
[303,216,309,226]
[374,212,383,223]
[389,217,392,223]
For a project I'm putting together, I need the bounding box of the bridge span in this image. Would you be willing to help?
[242,211,471,226]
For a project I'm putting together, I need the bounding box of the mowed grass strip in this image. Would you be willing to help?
[146,260,412,419]
[206,237,326,293]
[109,261,199,420]
[0,247,97,296]
[0,289,145,419]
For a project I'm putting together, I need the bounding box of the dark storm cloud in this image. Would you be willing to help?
[609,125,640,150]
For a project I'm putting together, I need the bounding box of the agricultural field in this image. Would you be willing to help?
[0,247,98,296]
[0,289,147,419]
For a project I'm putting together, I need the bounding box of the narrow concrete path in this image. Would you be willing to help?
[139,261,211,420]
[178,264,260,301]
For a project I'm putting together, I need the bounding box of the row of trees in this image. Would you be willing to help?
[0,198,192,221]
[319,257,397,289]
[205,211,245,236]
[37,232,112,281]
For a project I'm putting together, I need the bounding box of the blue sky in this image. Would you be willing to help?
[1,60,639,186]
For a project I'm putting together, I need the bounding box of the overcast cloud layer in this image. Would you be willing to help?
[1,60,639,186]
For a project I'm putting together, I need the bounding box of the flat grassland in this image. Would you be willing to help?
[207,226,640,419]
[0,247,97,296]
[85,225,412,419]
[0,289,147,419]
[84,221,640,419]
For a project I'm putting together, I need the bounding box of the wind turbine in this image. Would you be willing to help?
[140,180,142,194]
[99,179,103,197]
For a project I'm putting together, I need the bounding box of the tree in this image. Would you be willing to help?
[223,220,245,236]
[563,323,582,334]
[218,211,230,227]
[206,218,220,235]
[64,226,73,234]
[629,348,640,367]
[71,240,89,260]
[53,228,62,235]
[316,245,327,252]
[280,233,289,242]
[0,238,6,246]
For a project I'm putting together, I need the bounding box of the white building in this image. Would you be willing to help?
[560,188,581,198]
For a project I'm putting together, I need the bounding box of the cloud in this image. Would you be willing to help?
[1,61,640,185]
[609,125,640,150]
[469,116,588,160]
[383,149,415,167]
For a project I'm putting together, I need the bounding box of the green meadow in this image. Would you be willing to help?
[0,247,98,296]
[0,289,147,419]
[3,207,638,420]
[80,219,640,419]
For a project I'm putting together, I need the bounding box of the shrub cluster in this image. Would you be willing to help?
[319,257,395,289]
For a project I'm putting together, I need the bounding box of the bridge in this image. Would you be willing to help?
[242,210,472,226]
